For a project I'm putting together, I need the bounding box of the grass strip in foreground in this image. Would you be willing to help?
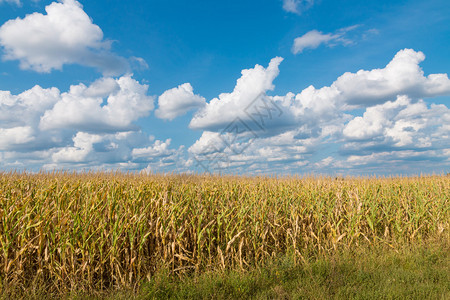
[135,244,449,300]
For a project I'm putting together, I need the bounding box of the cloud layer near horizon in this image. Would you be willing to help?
[0,75,186,172]
[0,48,448,174]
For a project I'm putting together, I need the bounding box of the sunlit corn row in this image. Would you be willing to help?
[0,172,448,293]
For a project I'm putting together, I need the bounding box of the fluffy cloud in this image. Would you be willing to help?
[0,75,182,171]
[0,46,449,174]
[343,95,449,148]
[188,128,320,174]
[190,49,446,135]
[155,83,206,121]
[132,138,184,166]
[132,139,170,157]
[0,0,129,75]
[295,49,450,107]
[52,131,103,163]
[186,49,450,175]
[0,126,34,150]
[50,131,179,167]
[292,26,359,54]
[189,55,346,137]
[3,127,184,172]
[190,57,284,130]
[0,85,60,127]
[46,130,183,171]
[282,0,315,14]
[40,76,154,132]
[0,85,63,152]
[334,49,450,106]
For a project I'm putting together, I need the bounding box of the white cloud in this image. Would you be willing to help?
[0,85,60,127]
[131,138,186,172]
[50,131,184,170]
[155,83,206,121]
[186,49,450,175]
[40,75,154,132]
[297,49,450,107]
[337,49,450,106]
[0,126,34,150]
[0,75,174,171]
[292,26,359,54]
[282,0,314,14]
[52,132,102,163]
[0,0,129,75]
[0,46,449,174]
[339,149,450,174]
[188,128,319,174]
[188,131,225,155]
[190,57,284,130]
[189,56,347,137]
[292,30,337,54]
[0,85,62,152]
[343,95,449,148]
[315,156,334,168]
[130,56,149,70]
[132,139,178,160]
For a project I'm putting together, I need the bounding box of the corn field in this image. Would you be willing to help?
[0,172,448,294]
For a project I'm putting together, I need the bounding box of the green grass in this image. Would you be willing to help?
[133,243,449,300]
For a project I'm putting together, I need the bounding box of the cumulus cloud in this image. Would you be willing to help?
[155,83,206,121]
[188,128,320,174]
[40,76,154,132]
[295,49,450,107]
[0,0,129,75]
[343,95,449,148]
[282,0,315,14]
[0,74,183,172]
[187,49,450,175]
[192,45,437,142]
[0,85,60,127]
[188,55,347,136]
[292,26,359,54]
[334,49,450,106]
[189,131,229,156]
[0,126,35,150]
[1,76,154,138]
[0,85,63,152]
[190,57,284,130]
[132,139,172,158]
[50,131,183,169]
[131,138,185,169]
[52,131,102,163]
[0,46,449,174]
[11,128,184,172]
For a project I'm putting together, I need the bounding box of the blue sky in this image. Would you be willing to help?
[0,0,449,175]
